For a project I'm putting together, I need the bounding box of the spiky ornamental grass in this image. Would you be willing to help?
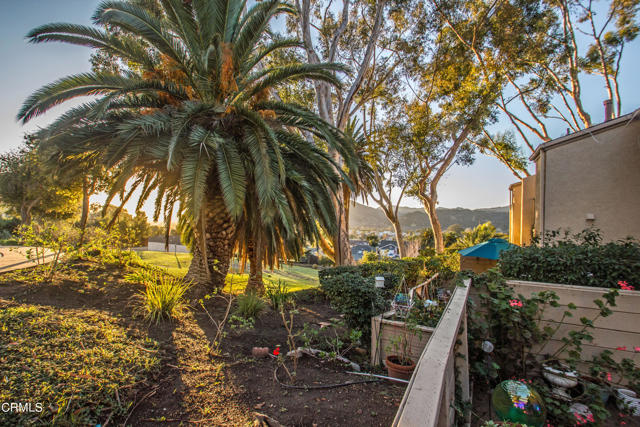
[19,0,357,287]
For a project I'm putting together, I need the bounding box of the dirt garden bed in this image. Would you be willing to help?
[0,259,404,426]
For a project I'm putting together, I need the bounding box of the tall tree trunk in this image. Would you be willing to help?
[20,198,40,225]
[245,235,264,294]
[78,176,91,246]
[20,205,31,225]
[392,220,406,258]
[185,195,236,290]
[332,192,353,265]
[421,197,444,254]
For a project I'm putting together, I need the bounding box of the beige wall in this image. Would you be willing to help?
[537,120,640,242]
[509,175,536,246]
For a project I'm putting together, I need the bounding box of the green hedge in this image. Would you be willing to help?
[320,273,387,336]
[319,258,427,287]
[499,231,640,288]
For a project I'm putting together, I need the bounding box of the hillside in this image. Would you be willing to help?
[349,202,509,232]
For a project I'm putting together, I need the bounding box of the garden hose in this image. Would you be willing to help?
[273,365,381,390]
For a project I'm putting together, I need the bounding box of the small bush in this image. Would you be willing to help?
[139,274,191,323]
[320,272,386,336]
[235,293,266,319]
[317,256,334,267]
[499,229,640,288]
[264,280,291,311]
[361,251,379,263]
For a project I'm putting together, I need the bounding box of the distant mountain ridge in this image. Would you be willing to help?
[349,202,509,232]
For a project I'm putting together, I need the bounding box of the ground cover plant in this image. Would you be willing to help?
[0,303,160,425]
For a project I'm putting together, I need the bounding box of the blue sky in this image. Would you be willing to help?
[1,1,638,215]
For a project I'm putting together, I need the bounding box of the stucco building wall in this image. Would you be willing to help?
[533,116,640,243]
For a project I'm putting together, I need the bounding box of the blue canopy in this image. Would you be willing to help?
[457,238,516,260]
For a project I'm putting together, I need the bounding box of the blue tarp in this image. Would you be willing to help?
[457,238,517,260]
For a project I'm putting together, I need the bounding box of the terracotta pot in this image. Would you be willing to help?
[385,355,416,381]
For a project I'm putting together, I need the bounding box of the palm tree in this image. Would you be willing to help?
[19,0,356,290]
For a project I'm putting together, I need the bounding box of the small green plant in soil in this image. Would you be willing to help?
[199,288,236,355]
[138,272,191,323]
[264,279,292,311]
[0,304,160,425]
[235,292,266,319]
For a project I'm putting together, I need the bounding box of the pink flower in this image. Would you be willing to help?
[509,299,523,307]
[607,372,613,381]
[619,281,634,291]
[635,347,640,353]
[617,346,627,351]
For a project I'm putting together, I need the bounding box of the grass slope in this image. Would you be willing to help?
[136,251,319,293]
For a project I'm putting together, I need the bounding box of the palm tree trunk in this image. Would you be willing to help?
[78,176,91,246]
[245,236,264,294]
[185,195,236,290]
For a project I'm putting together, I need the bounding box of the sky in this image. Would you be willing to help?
[1,1,639,217]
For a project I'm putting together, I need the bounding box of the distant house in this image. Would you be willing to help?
[379,240,400,258]
[510,106,640,245]
[350,239,400,261]
[350,240,374,262]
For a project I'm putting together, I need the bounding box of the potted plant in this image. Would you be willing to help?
[384,318,418,381]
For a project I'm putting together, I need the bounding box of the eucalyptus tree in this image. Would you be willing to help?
[374,2,501,253]
[19,0,355,290]
[286,0,396,265]
[432,0,639,176]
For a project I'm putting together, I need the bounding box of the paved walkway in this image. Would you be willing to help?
[0,247,56,273]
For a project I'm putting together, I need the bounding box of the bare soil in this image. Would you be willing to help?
[0,260,405,426]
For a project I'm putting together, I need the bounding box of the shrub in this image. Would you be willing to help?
[319,257,426,288]
[499,229,640,288]
[264,279,291,311]
[318,256,334,267]
[320,272,386,336]
[139,273,191,323]
[361,251,379,263]
[359,258,425,285]
[235,293,266,319]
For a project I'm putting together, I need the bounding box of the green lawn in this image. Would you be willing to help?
[136,250,319,293]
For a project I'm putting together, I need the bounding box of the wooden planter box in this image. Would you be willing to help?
[470,280,640,365]
[370,310,436,365]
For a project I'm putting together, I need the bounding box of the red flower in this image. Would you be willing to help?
[619,281,634,291]
[617,346,627,351]
[273,347,280,356]
[509,299,523,307]
[607,372,613,381]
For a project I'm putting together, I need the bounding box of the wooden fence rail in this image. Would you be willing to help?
[393,278,472,427]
